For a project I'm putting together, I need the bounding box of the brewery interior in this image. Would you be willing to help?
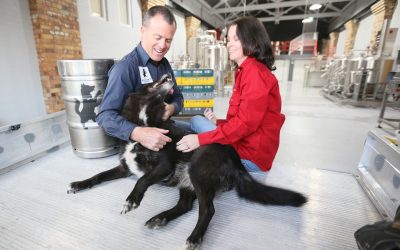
[1,0,400,249]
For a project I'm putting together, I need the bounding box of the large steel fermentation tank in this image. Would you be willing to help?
[202,42,228,71]
[202,42,228,96]
[57,59,119,158]
[188,34,214,67]
[188,31,229,96]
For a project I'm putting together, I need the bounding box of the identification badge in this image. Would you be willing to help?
[139,66,153,84]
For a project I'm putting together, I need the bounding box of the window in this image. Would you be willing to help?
[90,0,107,19]
[119,0,132,26]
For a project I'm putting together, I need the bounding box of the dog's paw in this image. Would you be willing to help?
[145,217,167,229]
[67,180,93,194]
[67,182,83,194]
[120,200,138,214]
[181,241,201,250]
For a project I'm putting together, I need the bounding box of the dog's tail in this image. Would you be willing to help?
[235,170,307,207]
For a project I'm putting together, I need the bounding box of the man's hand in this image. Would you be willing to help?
[176,134,200,152]
[130,127,171,151]
[163,103,175,121]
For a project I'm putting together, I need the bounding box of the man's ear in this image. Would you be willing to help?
[140,26,145,37]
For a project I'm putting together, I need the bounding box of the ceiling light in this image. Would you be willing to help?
[302,16,314,23]
[309,4,322,10]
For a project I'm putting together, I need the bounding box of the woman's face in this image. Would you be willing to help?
[227,25,246,66]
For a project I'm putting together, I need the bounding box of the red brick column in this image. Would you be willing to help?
[370,0,397,54]
[141,0,168,19]
[29,0,82,113]
[185,16,201,53]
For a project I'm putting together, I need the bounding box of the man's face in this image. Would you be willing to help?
[141,14,176,62]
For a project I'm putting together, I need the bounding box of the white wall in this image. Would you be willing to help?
[335,4,400,60]
[77,1,187,61]
[390,2,400,63]
[353,15,374,55]
[165,9,187,62]
[77,0,143,60]
[335,29,346,57]
[0,0,46,127]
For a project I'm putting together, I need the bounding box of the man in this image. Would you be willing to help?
[96,5,183,152]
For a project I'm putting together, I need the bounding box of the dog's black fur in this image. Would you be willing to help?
[68,74,307,250]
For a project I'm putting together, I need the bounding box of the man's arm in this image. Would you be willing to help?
[96,61,172,150]
[96,61,136,141]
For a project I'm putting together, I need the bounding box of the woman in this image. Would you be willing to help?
[176,16,285,172]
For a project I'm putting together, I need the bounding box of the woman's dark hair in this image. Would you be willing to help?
[228,16,275,71]
[143,5,176,28]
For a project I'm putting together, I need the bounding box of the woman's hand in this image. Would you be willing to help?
[176,134,200,152]
[204,108,217,125]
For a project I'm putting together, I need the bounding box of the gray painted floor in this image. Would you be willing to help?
[1,80,394,249]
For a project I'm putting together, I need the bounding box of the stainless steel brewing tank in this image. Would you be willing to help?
[188,36,202,66]
[188,35,214,67]
[203,44,221,69]
[365,56,378,70]
[349,56,367,70]
[202,43,229,96]
[57,59,119,158]
[339,57,349,69]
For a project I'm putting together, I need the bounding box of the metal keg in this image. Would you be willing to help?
[57,59,119,158]
[365,56,377,70]
[350,56,367,70]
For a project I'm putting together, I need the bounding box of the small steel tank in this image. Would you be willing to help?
[57,59,119,158]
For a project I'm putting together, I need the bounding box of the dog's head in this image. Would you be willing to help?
[139,73,174,98]
[122,73,175,128]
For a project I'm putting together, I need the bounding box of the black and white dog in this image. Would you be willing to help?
[67,74,307,250]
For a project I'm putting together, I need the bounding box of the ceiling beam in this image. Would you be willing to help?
[170,0,225,28]
[328,0,375,32]
[258,12,341,22]
[213,0,225,9]
[212,0,351,14]
[326,3,341,12]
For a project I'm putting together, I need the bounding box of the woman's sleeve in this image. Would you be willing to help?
[198,69,275,145]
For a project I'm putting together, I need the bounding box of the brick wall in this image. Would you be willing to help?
[320,38,330,56]
[185,16,201,53]
[29,0,82,113]
[327,32,339,58]
[344,20,359,56]
[370,0,397,54]
[141,0,167,19]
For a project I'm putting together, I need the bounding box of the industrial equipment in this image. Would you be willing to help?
[57,59,120,158]
[322,53,394,106]
[187,30,228,97]
[356,59,400,221]
[356,128,400,220]
[303,55,328,87]
[378,73,400,129]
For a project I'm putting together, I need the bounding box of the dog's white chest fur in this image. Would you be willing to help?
[123,142,144,178]
[139,105,148,126]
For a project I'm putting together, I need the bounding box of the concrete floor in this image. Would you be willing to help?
[1,78,396,249]
[215,80,397,175]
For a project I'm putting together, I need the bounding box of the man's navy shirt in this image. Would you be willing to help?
[96,43,183,141]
